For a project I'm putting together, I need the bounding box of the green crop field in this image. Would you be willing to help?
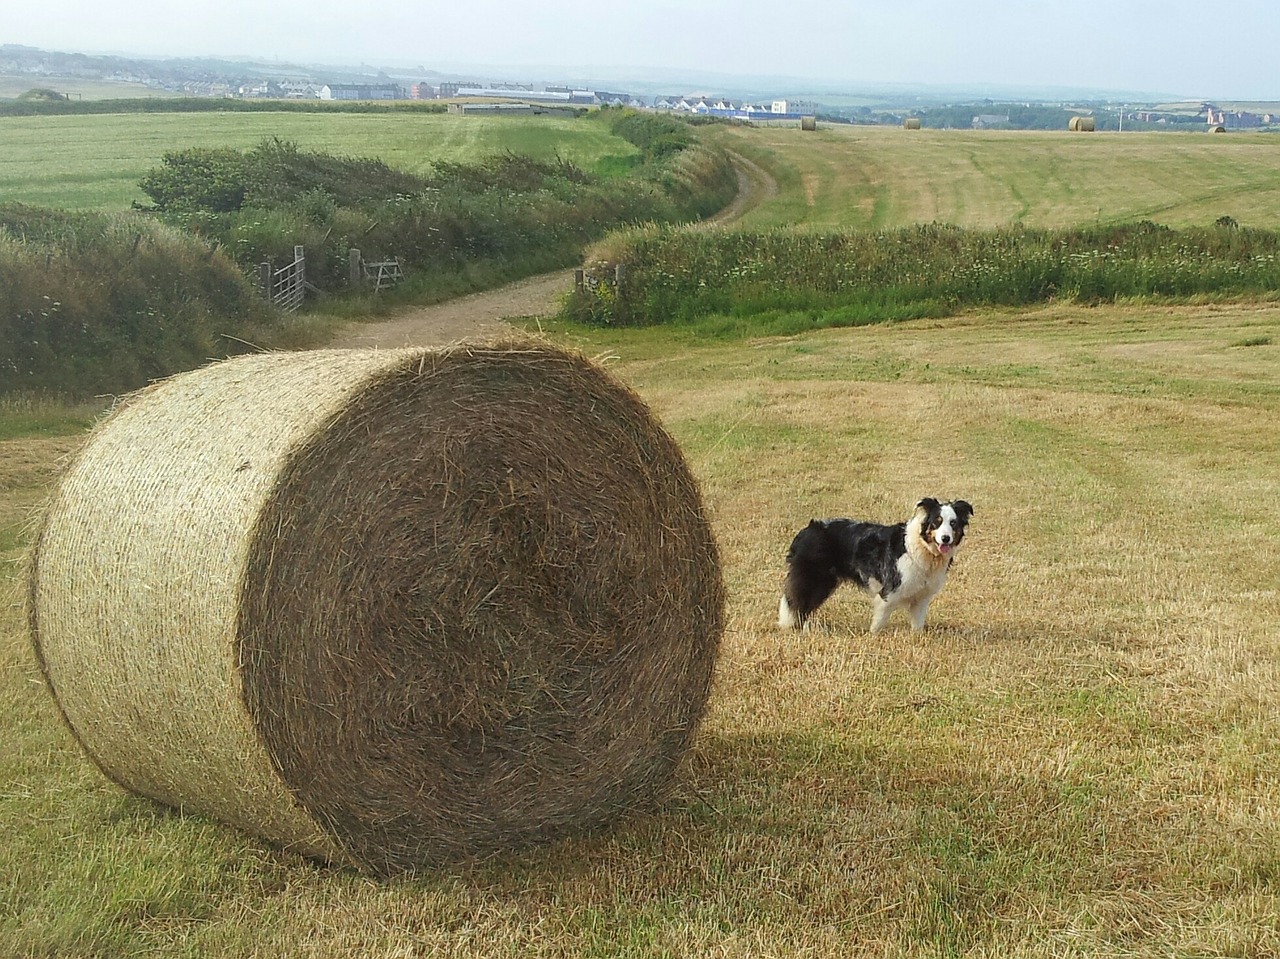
[708,122,1280,230]
[0,111,640,210]
[3,116,1280,957]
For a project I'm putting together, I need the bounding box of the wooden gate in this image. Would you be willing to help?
[348,248,405,292]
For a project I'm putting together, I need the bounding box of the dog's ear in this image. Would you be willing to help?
[915,497,940,515]
[952,500,974,521]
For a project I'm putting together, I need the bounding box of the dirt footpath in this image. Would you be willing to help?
[326,270,573,350]
[326,152,776,350]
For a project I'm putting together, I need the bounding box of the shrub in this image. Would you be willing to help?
[138,147,253,213]
[604,110,696,161]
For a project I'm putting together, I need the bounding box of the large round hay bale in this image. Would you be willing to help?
[903,117,922,130]
[1069,115,1096,132]
[29,342,724,873]
[801,115,817,132]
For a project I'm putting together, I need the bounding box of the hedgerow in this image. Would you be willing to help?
[564,220,1280,329]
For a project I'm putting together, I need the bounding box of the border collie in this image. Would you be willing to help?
[778,498,973,632]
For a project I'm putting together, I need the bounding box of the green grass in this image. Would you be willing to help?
[0,112,641,210]
[0,395,101,441]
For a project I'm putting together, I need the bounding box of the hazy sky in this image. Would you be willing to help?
[8,0,1278,98]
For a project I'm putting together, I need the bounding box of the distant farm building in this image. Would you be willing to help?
[455,84,595,105]
[448,102,577,118]
[972,114,1011,130]
[319,83,404,101]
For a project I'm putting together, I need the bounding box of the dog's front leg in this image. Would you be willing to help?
[907,595,934,631]
[869,596,893,633]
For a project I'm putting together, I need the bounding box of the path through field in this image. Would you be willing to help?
[326,151,777,349]
[326,270,571,350]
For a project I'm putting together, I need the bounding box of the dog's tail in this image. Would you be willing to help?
[779,520,839,630]
[778,593,802,629]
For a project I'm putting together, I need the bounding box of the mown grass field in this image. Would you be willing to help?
[0,76,185,101]
[0,111,640,210]
[706,123,1280,230]
[3,119,1280,957]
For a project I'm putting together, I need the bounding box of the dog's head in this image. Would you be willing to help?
[912,497,973,559]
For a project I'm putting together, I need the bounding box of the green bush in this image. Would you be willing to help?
[603,110,696,161]
[137,147,252,213]
[138,138,426,213]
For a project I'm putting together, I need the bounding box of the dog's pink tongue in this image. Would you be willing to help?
[938,543,953,555]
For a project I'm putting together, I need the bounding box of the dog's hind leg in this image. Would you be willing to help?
[779,566,838,630]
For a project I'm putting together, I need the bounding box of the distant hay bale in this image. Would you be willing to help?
[28,342,724,874]
[903,117,922,130]
[1069,116,1096,132]
[801,115,817,131]
[1210,125,1227,134]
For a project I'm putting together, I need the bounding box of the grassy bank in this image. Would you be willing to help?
[0,206,283,396]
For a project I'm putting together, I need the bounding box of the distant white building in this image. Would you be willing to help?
[280,80,320,99]
[319,83,403,101]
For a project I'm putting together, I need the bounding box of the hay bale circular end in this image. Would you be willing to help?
[801,115,817,131]
[29,342,724,873]
[903,117,922,130]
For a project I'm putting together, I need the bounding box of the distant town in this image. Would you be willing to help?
[3,43,1277,132]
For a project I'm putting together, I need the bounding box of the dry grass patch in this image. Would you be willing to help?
[705,124,1280,231]
[2,301,1279,956]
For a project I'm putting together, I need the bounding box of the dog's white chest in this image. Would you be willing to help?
[892,552,947,602]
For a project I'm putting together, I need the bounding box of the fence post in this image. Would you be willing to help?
[614,263,626,292]
[573,269,584,292]
[349,248,362,286]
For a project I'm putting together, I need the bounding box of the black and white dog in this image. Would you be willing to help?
[778,498,973,633]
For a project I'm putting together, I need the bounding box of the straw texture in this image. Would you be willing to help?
[29,342,724,873]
